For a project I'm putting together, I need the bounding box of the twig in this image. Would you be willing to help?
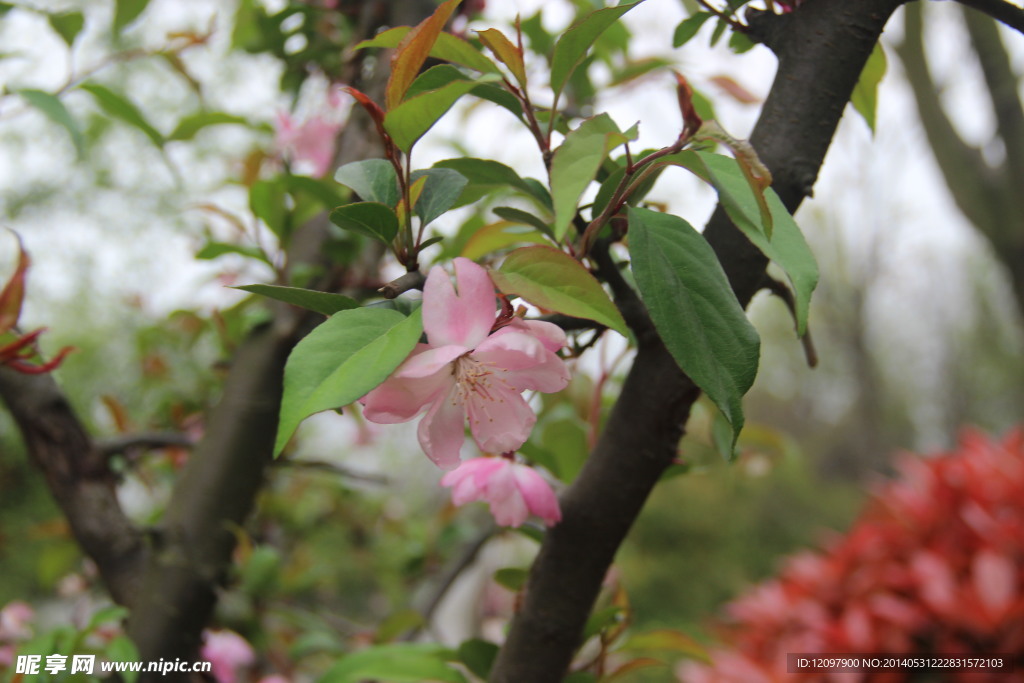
[98,432,195,458]
[378,270,426,299]
[762,276,818,368]
[271,458,388,485]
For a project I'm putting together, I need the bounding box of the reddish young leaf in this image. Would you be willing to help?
[0,233,28,334]
[674,72,702,141]
[477,28,527,88]
[385,0,463,111]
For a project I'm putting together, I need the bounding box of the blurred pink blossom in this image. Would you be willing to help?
[441,456,561,527]
[274,89,348,177]
[361,258,569,469]
[201,629,255,683]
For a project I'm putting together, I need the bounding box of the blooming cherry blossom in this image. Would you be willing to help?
[441,456,562,527]
[361,258,570,469]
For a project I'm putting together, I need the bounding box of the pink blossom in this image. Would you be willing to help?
[441,456,561,527]
[361,258,570,469]
[274,92,346,177]
[201,629,255,683]
[0,601,33,641]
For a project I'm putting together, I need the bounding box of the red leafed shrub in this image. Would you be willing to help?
[678,429,1024,682]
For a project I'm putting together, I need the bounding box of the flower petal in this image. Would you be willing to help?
[513,465,562,525]
[417,385,467,470]
[423,258,496,349]
[474,327,549,369]
[395,344,467,378]
[465,386,536,454]
[508,318,567,353]
[442,457,506,505]
[505,351,570,393]
[361,365,451,424]
[486,464,530,526]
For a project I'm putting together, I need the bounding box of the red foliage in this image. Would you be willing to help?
[679,429,1024,682]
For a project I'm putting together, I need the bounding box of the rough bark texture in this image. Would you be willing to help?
[490,1,904,680]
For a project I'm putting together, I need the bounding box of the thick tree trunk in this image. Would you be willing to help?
[490,1,904,680]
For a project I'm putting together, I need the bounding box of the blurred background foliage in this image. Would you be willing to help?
[1,0,1022,679]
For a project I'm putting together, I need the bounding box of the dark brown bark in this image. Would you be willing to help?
[490,0,903,679]
[0,368,144,606]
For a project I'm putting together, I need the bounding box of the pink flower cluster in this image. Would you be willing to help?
[361,258,569,526]
[678,428,1024,682]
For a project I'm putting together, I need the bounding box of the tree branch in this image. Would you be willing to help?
[490,0,904,679]
[894,2,1004,236]
[954,0,1024,34]
[0,369,144,606]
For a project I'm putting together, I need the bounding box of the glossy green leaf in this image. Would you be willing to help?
[275,307,423,455]
[385,0,463,110]
[672,11,712,47]
[851,42,887,133]
[356,26,499,75]
[114,0,150,32]
[433,157,537,197]
[285,175,347,209]
[329,202,399,243]
[550,1,644,100]
[489,245,628,336]
[80,83,164,147]
[47,12,84,47]
[492,207,552,235]
[234,284,359,316]
[18,89,85,158]
[664,151,818,334]
[550,113,632,241]
[385,78,492,152]
[86,605,129,631]
[461,221,549,260]
[168,112,249,141]
[408,168,467,227]
[335,159,400,208]
[628,206,760,445]
[321,643,465,683]
[458,639,499,680]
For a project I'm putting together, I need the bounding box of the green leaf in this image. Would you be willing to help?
[851,42,887,133]
[196,241,270,264]
[728,30,756,54]
[86,605,129,631]
[356,26,499,75]
[433,157,538,198]
[627,206,760,445]
[458,639,499,680]
[168,112,249,141]
[275,307,423,455]
[18,89,85,158]
[335,159,400,208]
[492,207,552,235]
[329,202,400,244]
[0,3,15,16]
[114,0,150,32]
[285,174,347,209]
[384,77,492,152]
[47,12,84,47]
[665,151,818,334]
[709,16,728,46]
[489,245,628,336]
[493,567,529,591]
[550,113,631,241]
[672,12,712,47]
[79,83,164,147]
[385,0,463,110]
[460,221,549,260]
[249,177,287,238]
[550,1,645,100]
[408,168,468,227]
[321,643,465,683]
[234,284,359,316]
